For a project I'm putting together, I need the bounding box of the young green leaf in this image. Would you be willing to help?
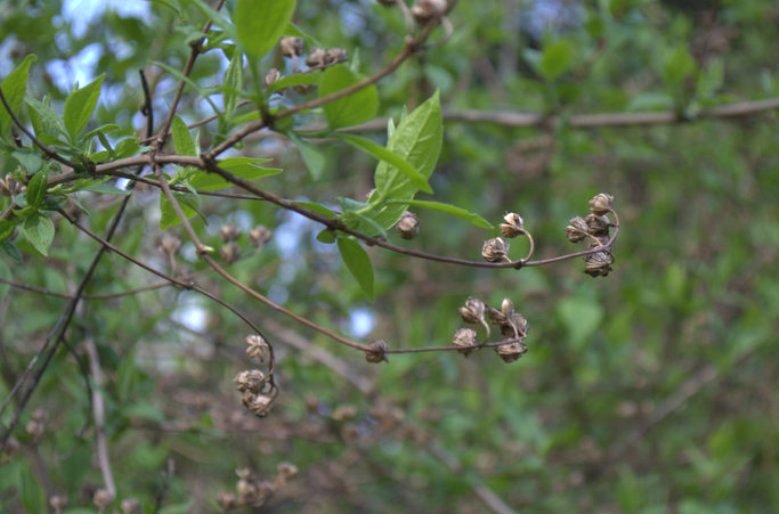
[22,213,55,256]
[0,54,36,135]
[319,65,379,129]
[234,0,297,60]
[26,96,66,144]
[339,134,432,193]
[539,40,575,81]
[0,219,18,243]
[160,192,200,229]
[63,74,105,140]
[382,199,493,229]
[11,149,43,173]
[289,133,325,179]
[223,52,243,117]
[171,115,197,156]
[268,72,320,94]
[25,168,49,208]
[351,91,442,234]
[337,237,374,300]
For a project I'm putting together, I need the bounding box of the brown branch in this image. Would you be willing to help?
[84,338,116,500]
[0,277,172,301]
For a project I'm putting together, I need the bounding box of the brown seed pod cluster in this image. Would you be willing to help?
[235,335,277,417]
[565,193,617,277]
[456,297,529,363]
[218,224,274,265]
[218,463,299,510]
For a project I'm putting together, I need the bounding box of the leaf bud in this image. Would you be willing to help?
[589,193,614,215]
[280,36,304,57]
[499,212,525,238]
[481,237,509,262]
[494,341,528,363]
[452,327,478,356]
[365,340,389,363]
[459,297,486,324]
[565,216,589,243]
[395,211,419,240]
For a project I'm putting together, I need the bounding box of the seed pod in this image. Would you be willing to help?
[365,340,389,363]
[250,225,273,248]
[221,241,240,264]
[120,499,140,514]
[280,36,304,57]
[452,327,478,356]
[500,212,525,238]
[216,492,238,510]
[264,68,281,87]
[589,193,614,215]
[500,312,528,338]
[306,48,327,67]
[49,496,68,514]
[494,341,528,363]
[220,224,239,242]
[481,237,509,262]
[242,391,275,417]
[245,334,270,362]
[584,213,611,237]
[565,216,589,243]
[459,297,486,324]
[325,48,348,65]
[584,250,614,277]
[93,489,114,510]
[277,462,299,480]
[235,369,268,394]
[395,211,420,240]
[411,0,447,23]
[158,234,181,256]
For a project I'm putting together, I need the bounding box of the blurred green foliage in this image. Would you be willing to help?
[2,0,779,512]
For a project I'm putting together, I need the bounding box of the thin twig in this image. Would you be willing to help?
[84,338,116,499]
[0,277,173,301]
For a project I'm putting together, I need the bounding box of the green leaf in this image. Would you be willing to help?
[223,52,244,117]
[63,74,104,140]
[337,237,374,300]
[663,46,697,86]
[383,199,493,229]
[160,191,199,229]
[316,229,336,244]
[319,65,379,129]
[353,91,442,234]
[294,201,337,219]
[22,213,55,256]
[188,157,281,191]
[18,463,46,514]
[0,219,18,243]
[26,96,66,144]
[11,149,43,173]
[268,72,320,94]
[0,54,36,135]
[557,296,604,349]
[25,168,49,208]
[83,181,131,196]
[113,136,142,159]
[539,40,575,81]
[339,134,432,193]
[234,0,297,60]
[171,115,197,156]
[289,133,325,179]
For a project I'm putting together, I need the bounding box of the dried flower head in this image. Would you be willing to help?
[494,341,528,363]
[365,340,389,363]
[280,36,304,57]
[589,193,614,215]
[264,68,281,87]
[500,212,525,238]
[93,488,114,510]
[500,312,529,338]
[584,250,614,277]
[49,495,68,513]
[220,224,239,242]
[459,298,487,335]
[325,48,348,64]
[250,225,273,248]
[245,334,270,362]
[217,492,238,510]
[158,234,181,256]
[395,211,420,240]
[565,216,589,243]
[452,327,478,356]
[306,48,327,67]
[584,213,611,237]
[120,498,140,514]
[235,370,268,394]
[411,0,447,23]
[221,241,240,264]
[242,391,275,417]
[481,237,509,262]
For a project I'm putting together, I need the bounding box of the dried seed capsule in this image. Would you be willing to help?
[120,499,140,514]
[158,234,181,256]
[589,193,614,215]
[500,312,528,338]
[277,462,299,480]
[481,237,509,262]
[280,36,304,57]
[306,48,327,67]
[499,212,525,238]
[365,340,389,363]
[221,241,240,264]
[93,489,114,510]
[216,492,238,510]
[245,334,270,362]
[452,327,478,356]
[49,496,68,513]
[584,213,611,237]
[220,224,239,242]
[325,48,348,65]
[250,225,273,248]
[395,211,420,240]
[460,297,486,324]
[411,0,447,23]
[584,250,614,277]
[565,216,589,243]
[265,68,281,87]
[494,341,528,363]
[234,370,268,394]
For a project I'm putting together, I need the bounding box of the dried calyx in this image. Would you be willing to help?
[454,297,529,363]
[395,211,420,240]
[452,327,478,356]
[412,0,448,23]
[500,212,525,238]
[566,193,618,277]
[365,340,389,363]
[481,237,510,262]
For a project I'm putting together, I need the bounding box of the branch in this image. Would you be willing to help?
[84,338,116,500]
[0,277,172,301]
